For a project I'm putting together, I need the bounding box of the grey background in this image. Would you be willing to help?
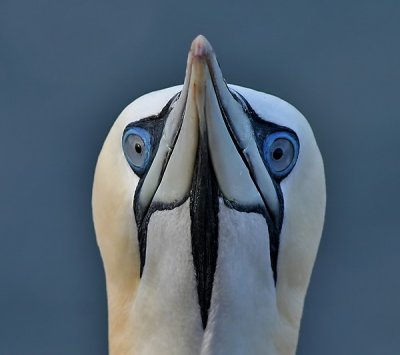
[1,0,399,354]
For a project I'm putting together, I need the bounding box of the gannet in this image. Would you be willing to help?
[92,35,326,355]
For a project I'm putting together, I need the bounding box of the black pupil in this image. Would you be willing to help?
[272,148,283,160]
[135,143,142,154]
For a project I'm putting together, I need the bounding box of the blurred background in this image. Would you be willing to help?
[1,0,399,354]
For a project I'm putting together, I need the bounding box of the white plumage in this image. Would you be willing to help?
[92,35,326,355]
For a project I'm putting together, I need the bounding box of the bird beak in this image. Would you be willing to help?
[135,36,281,328]
[138,35,280,224]
[132,35,283,327]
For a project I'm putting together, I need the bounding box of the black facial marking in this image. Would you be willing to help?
[124,86,299,326]
[190,131,219,329]
[124,93,181,275]
[209,86,299,283]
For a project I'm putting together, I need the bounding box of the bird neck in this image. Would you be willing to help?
[103,200,301,355]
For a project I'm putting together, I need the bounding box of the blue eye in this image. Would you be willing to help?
[122,127,151,175]
[263,131,299,178]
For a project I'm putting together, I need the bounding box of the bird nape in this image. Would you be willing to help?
[92,35,326,355]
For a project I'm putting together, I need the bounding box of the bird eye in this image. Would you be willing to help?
[122,127,151,175]
[263,131,299,178]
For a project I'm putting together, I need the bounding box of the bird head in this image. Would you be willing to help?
[92,35,326,354]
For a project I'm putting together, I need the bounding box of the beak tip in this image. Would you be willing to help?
[191,35,213,58]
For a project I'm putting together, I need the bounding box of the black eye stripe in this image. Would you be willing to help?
[121,92,180,179]
[229,89,300,284]
[230,90,299,182]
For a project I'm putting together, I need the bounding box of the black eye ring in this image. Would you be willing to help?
[263,131,299,178]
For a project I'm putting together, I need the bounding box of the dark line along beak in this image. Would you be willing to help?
[134,35,282,327]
